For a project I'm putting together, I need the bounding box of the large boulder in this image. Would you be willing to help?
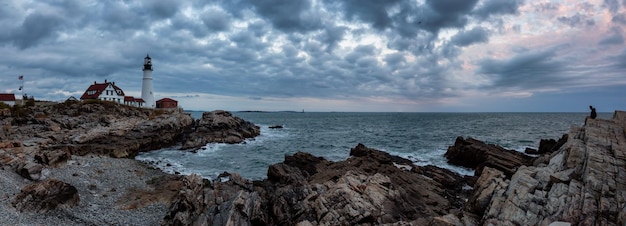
[445,136,535,177]
[15,162,43,180]
[162,144,474,225]
[525,134,568,155]
[12,179,80,213]
[181,110,260,149]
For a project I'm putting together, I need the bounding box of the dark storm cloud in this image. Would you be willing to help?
[599,27,625,45]
[3,12,66,49]
[143,0,181,19]
[604,0,622,13]
[319,25,348,52]
[99,1,148,30]
[612,13,626,25]
[384,53,405,66]
[330,0,490,39]
[420,0,478,33]
[247,0,322,32]
[201,8,232,32]
[557,13,595,27]
[472,0,524,19]
[599,33,625,45]
[611,48,626,69]
[344,45,377,64]
[427,0,479,15]
[450,27,490,47]
[338,0,401,30]
[478,48,567,88]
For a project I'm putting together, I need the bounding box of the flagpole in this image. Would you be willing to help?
[18,75,24,105]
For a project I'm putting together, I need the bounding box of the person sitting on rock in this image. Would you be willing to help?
[586,105,597,124]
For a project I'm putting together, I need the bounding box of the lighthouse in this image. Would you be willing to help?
[141,54,155,108]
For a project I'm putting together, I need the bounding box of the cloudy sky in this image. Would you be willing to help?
[1,0,625,112]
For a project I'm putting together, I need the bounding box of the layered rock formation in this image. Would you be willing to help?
[11,179,80,213]
[162,144,475,225]
[445,137,536,177]
[462,111,626,225]
[2,101,194,159]
[181,110,260,149]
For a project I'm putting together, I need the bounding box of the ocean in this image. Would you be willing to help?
[135,112,610,180]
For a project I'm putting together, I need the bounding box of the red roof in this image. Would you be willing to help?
[124,96,145,103]
[156,98,177,103]
[0,93,16,101]
[80,81,125,100]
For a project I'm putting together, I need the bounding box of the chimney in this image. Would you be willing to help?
[94,81,96,84]
[105,79,107,83]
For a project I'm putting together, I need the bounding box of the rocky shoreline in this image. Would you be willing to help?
[1,102,625,225]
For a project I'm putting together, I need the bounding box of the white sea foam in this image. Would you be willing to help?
[387,148,475,176]
[197,143,227,156]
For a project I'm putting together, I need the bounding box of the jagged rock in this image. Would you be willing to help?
[162,144,473,225]
[162,174,223,225]
[15,162,43,180]
[464,167,506,216]
[469,111,626,225]
[445,136,535,177]
[12,179,80,213]
[526,134,569,155]
[35,148,71,166]
[180,110,260,150]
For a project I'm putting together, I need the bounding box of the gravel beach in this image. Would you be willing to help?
[0,155,170,225]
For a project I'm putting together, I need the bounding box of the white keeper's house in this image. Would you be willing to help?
[79,80,145,107]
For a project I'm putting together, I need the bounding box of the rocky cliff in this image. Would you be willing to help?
[460,111,626,225]
[1,101,262,216]
[2,101,195,158]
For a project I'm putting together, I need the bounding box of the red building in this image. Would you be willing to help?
[0,93,16,106]
[156,98,178,109]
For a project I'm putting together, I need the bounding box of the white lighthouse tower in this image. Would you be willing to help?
[141,54,155,108]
